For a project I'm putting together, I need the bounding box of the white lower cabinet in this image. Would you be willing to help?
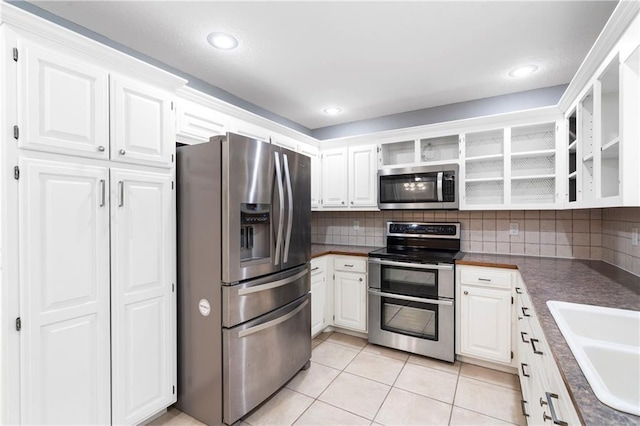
[310,257,328,337]
[18,157,176,425]
[333,257,367,332]
[456,265,514,364]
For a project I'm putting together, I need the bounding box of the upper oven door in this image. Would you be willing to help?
[368,258,454,299]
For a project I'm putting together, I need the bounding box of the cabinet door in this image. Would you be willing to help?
[18,39,109,159]
[229,118,270,142]
[348,145,377,207]
[459,285,512,363]
[299,144,321,209]
[19,158,110,425]
[334,271,366,332]
[176,99,228,144]
[310,270,327,336]
[321,148,348,207]
[111,169,175,425]
[110,75,174,167]
[272,133,299,151]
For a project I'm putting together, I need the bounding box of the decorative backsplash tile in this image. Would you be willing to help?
[311,207,639,277]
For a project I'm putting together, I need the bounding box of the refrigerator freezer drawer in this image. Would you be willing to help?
[222,294,311,425]
[222,264,310,328]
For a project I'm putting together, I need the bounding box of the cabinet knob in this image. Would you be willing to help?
[463,291,468,295]
[341,201,345,205]
[351,201,353,204]
[98,145,105,152]
[119,149,126,155]
[359,278,363,282]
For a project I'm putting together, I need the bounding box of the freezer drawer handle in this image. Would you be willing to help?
[368,289,453,306]
[238,268,309,296]
[282,154,293,263]
[238,299,309,338]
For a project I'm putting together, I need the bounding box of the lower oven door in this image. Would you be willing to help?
[368,289,454,362]
[223,294,311,424]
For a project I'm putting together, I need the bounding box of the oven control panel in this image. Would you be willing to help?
[388,222,458,236]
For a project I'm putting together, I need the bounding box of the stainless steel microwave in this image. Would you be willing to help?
[378,164,459,210]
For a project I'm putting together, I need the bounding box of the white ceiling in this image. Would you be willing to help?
[31,1,617,130]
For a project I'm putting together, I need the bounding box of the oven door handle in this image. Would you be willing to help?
[368,289,453,306]
[368,258,454,271]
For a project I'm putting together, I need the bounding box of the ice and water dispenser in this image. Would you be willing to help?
[240,203,270,262]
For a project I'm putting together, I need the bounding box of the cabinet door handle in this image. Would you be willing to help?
[478,277,491,282]
[530,338,543,355]
[520,331,530,343]
[99,180,106,207]
[521,307,531,317]
[359,278,363,282]
[119,149,126,155]
[515,287,522,294]
[118,181,124,207]
[98,145,105,152]
[541,392,568,426]
[520,363,530,377]
[311,267,319,272]
[344,264,353,267]
[463,291,469,295]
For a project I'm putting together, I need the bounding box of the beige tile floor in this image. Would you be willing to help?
[153,331,525,426]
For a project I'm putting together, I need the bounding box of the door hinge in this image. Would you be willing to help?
[171,154,174,163]
[172,385,175,394]
[171,101,174,110]
[333,315,335,321]
[172,283,175,292]
[12,47,18,62]
[15,317,21,331]
[13,125,19,140]
[14,166,20,180]
[511,351,514,360]
[511,296,514,304]
[171,181,174,190]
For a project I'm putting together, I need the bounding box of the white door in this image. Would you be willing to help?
[18,38,109,159]
[348,145,377,207]
[19,158,110,425]
[310,270,327,336]
[334,271,366,332]
[459,285,512,363]
[110,168,175,425]
[176,99,228,145]
[321,148,348,207]
[110,75,174,167]
[299,145,321,209]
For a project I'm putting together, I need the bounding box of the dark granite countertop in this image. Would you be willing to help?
[458,253,640,425]
[311,243,379,258]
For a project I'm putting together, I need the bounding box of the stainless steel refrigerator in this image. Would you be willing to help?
[176,133,311,425]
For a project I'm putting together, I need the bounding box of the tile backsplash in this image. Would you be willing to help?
[311,207,640,277]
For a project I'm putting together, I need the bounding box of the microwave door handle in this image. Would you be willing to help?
[282,153,293,263]
[273,152,284,265]
[437,171,443,202]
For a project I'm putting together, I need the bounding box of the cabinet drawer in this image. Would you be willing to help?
[459,266,513,289]
[334,257,367,273]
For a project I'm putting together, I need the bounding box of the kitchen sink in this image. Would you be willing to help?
[547,301,640,416]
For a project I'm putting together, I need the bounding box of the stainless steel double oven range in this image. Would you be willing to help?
[368,222,461,363]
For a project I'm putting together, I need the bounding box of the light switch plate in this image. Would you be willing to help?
[632,227,638,246]
[510,222,519,236]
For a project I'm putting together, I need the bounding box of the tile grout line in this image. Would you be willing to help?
[446,369,461,425]
[369,352,409,424]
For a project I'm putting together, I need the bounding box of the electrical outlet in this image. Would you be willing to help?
[632,227,638,247]
[509,222,519,236]
[354,220,360,231]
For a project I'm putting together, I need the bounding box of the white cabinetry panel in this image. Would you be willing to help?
[333,270,367,332]
[18,39,109,159]
[311,267,327,337]
[299,144,321,209]
[321,148,348,207]
[110,75,174,167]
[348,145,377,207]
[19,158,110,425]
[110,169,175,425]
[176,99,228,144]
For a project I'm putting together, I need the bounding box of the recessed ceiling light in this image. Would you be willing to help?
[323,106,342,115]
[508,65,539,78]
[207,32,238,50]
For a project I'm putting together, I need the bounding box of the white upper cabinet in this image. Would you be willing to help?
[229,118,271,142]
[17,38,109,159]
[110,75,174,167]
[19,158,111,425]
[176,99,229,145]
[271,132,299,152]
[299,144,321,209]
[348,145,377,207]
[110,168,175,425]
[321,148,349,207]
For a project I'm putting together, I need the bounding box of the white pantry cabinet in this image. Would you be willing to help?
[456,265,515,365]
[19,158,111,425]
[332,257,367,332]
[110,169,175,425]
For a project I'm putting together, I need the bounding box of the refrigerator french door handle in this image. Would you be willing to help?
[273,152,285,265]
[437,171,443,202]
[282,154,293,263]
